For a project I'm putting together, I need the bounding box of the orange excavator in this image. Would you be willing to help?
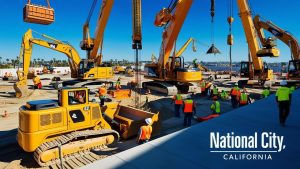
[143,0,202,95]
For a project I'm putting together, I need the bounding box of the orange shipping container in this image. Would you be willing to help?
[23,0,54,25]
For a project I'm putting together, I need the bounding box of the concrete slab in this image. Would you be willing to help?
[82,89,300,169]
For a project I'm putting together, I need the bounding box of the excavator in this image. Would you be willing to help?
[143,0,202,95]
[14,29,113,98]
[15,0,115,98]
[236,0,280,86]
[253,15,300,82]
[237,0,299,86]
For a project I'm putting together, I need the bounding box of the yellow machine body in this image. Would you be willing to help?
[17,87,112,153]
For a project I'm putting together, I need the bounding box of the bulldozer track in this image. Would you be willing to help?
[34,129,119,167]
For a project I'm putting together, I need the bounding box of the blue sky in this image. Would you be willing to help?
[0,0,299,63]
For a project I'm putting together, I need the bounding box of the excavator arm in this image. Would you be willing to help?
[80,0,114,65]
[175,37,196,57]
[253,15,299,60]
[14,29,81,97]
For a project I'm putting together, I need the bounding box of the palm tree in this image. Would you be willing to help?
[6,58,9,64]
[0,56,2,64]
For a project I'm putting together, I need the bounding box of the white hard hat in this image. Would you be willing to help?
[145,118,152,125]
[280,80,287,86]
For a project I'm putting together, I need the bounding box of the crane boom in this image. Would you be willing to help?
[81,0,114,64]
[156,0,193,73]
[175,37,196,57]
[236,0,263,71]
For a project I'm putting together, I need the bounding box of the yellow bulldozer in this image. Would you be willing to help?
[17,87,159,167]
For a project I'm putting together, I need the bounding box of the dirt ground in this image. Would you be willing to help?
[0,72,273,169]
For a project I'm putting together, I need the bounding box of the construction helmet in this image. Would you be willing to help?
[280,80,287,86]
[145,118,152,125]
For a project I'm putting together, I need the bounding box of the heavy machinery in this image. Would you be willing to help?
[80,0,114,67]
[237,0,280,86]
[42,64,54,74]
[14,29,113,98]
[17,87,160,166]
[143,0,202,95]
[253,15,300,81]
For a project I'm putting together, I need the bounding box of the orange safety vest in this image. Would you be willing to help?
[231,87,240,96]
[99,87,107,96]
[174,94,183,105]
[140,125,152,140]
[183,100,194,113]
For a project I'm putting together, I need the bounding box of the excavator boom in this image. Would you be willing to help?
[14,29,81,97]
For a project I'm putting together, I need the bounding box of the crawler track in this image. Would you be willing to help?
[34,129,119,167]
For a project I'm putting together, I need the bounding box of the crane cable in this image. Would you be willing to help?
[86,0,98,24]
[210,0,215,44]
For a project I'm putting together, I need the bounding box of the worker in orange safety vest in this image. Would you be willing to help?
[182,99,196,127]
[99,85,107,107]
[137,118,153,144]
[115,77,121,91]
[230,83,241,108]
[172,94,183,118]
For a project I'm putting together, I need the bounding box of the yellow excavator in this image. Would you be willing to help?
[143,0,202,95]
[14,29,113,98]
[253,15,300,81]
[236,0,280,86]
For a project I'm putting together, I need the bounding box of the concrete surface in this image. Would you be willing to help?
[82,89,300,169]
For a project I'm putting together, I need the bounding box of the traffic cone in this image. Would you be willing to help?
[2,110,7,118]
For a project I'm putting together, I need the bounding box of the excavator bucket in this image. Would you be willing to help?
[103,103,160,139]
[13,83,28,98]
[206,44,221,55]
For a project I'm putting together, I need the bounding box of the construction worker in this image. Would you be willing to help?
[182,98,196,127]
[211,85,219,98]
[239,90,251,107]
[99,85,107,107]
[33,75,42,89]
[115,77,121,91]
[210,96,221,114]
[261,87,270,98]
[220,90,228,101]
[205,82,212,97]
[230,83,241,108]
[276,80,292,126]
[200,80,206,96]
[137,118,153,144]
[172,94,183,118]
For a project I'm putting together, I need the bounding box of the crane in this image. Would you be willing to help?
[80,0,114,65]
[14,29,113,98]
[175,37,197,57]
[143,0,202,95]
[236,0,280,85]
[253,15,300,81]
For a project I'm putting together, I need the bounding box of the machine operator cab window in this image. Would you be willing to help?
[68,90,86,105]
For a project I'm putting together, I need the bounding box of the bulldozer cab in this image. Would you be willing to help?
[58,88,88,107]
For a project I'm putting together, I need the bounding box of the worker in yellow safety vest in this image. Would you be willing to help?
[99,85,107,107]
[239,91,250,107]
[200,80,206,96]
[220,90,228,101]
[210,96,221,114]
[230,83,241,108]
[172,94,183,118]
[115,77,121,91]
[261,87,270,98]
[211,85,219,98]
[276,80,292,127]
[182,99,196,127]
[137,118,153,144]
